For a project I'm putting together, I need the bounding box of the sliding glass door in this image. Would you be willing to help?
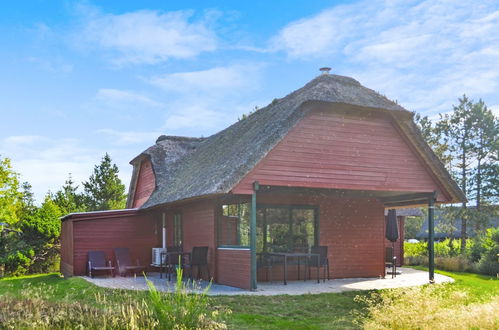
[256,205,318,253]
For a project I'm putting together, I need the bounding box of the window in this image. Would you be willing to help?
[257,206,317,253]
[173,213,182,247]
[218,203,250,247]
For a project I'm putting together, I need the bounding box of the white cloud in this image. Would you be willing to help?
[97,129,162,145]
[96,89,163,108]
[145,64,265,134]
[271,0,499,115]
[163,104,224,132]
[77,6,217,64]
[148,64,262,93]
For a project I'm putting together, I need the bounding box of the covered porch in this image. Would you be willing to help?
[215,184,440,290]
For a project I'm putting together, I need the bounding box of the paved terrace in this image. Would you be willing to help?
[82,267,453,296]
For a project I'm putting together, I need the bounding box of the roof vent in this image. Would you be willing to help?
[319,67,331,74]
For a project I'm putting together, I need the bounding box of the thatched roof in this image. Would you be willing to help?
[133,73,465,209]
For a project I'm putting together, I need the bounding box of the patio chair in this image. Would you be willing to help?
[114,247,147,277]
[257,252,274,283]
[164,246,184,281]
[385,247,397,278]
[309,246,330,282]
[184,246,209,280]
[88,251,114,278]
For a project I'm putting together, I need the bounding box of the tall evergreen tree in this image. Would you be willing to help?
[53,174,85,215]
[83,153,126,211]
[439,95,476,252]
[469,100,498,210]
[414,113,452,169]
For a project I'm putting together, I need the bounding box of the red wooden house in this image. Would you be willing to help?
[60,73,465,289]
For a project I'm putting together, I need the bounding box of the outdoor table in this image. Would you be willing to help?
[266,252,320,285]
[159,251,191,280]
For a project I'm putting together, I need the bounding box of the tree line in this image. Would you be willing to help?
[414,95,499,252]
[0,153,126,276]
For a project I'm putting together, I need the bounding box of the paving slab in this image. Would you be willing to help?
[81,267,453,296]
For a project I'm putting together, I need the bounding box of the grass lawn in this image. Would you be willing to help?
[0,270,497,329]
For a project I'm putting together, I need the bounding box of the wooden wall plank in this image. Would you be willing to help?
[132,159,155,208]
[233,110,445,199]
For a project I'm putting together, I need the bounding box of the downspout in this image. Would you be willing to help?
[251,181,259,290]
[428,191,437,283]
[162,213,166,250]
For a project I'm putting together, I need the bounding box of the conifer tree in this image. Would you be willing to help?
[83,153,126,211]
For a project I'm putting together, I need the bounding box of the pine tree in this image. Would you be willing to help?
[83,153,126,211]
[414,113,452,170]
[439,95,476,252]
[53,174,85,215]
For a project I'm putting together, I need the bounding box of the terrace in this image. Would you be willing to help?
[82,267,453,296]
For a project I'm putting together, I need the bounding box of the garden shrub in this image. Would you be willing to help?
[476,227,499,276]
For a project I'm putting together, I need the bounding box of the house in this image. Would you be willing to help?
[60,72,465,289]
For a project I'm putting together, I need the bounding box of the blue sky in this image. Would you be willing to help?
[1,0,498,203]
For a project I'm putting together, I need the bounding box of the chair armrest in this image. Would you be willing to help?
[88,261,92,269]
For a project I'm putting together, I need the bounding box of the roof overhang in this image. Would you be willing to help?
[60,208,139,222]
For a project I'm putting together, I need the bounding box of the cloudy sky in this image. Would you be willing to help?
[1,0,498,203]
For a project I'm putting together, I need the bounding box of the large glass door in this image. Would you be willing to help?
[256,205,317,253]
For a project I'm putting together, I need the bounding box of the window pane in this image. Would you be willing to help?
[291,209,315,252]
[218,203,250,246]
[266,208,291,252]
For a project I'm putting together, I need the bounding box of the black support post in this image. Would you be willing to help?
[250,181,259,290]
[428,192,437,283]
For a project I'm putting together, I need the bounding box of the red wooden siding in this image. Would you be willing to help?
[72,213,160,276]
[60,220,73,276]
[385,216,405,267]
[216,248,251,289]
[181,200,216,280]
[253,193,386,279]
[132,159,155,208]
[233,110,445,200]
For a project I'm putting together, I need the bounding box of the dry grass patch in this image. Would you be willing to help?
[355,284,499,330]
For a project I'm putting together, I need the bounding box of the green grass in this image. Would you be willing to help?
[410,266,499,301]
[1,270,497,329]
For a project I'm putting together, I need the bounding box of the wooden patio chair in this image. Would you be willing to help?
[114,248,146,277]
[385,247,397,278]
[184,246,209,280]
[309,246,330,282]
[88,251,114,278]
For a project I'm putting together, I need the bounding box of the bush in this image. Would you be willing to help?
[475,227,499,276]
[404,240,476,272]
[355,284,499,329]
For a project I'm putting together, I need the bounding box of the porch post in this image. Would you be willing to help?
[251,181,259,290]
[428,191,437,283]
